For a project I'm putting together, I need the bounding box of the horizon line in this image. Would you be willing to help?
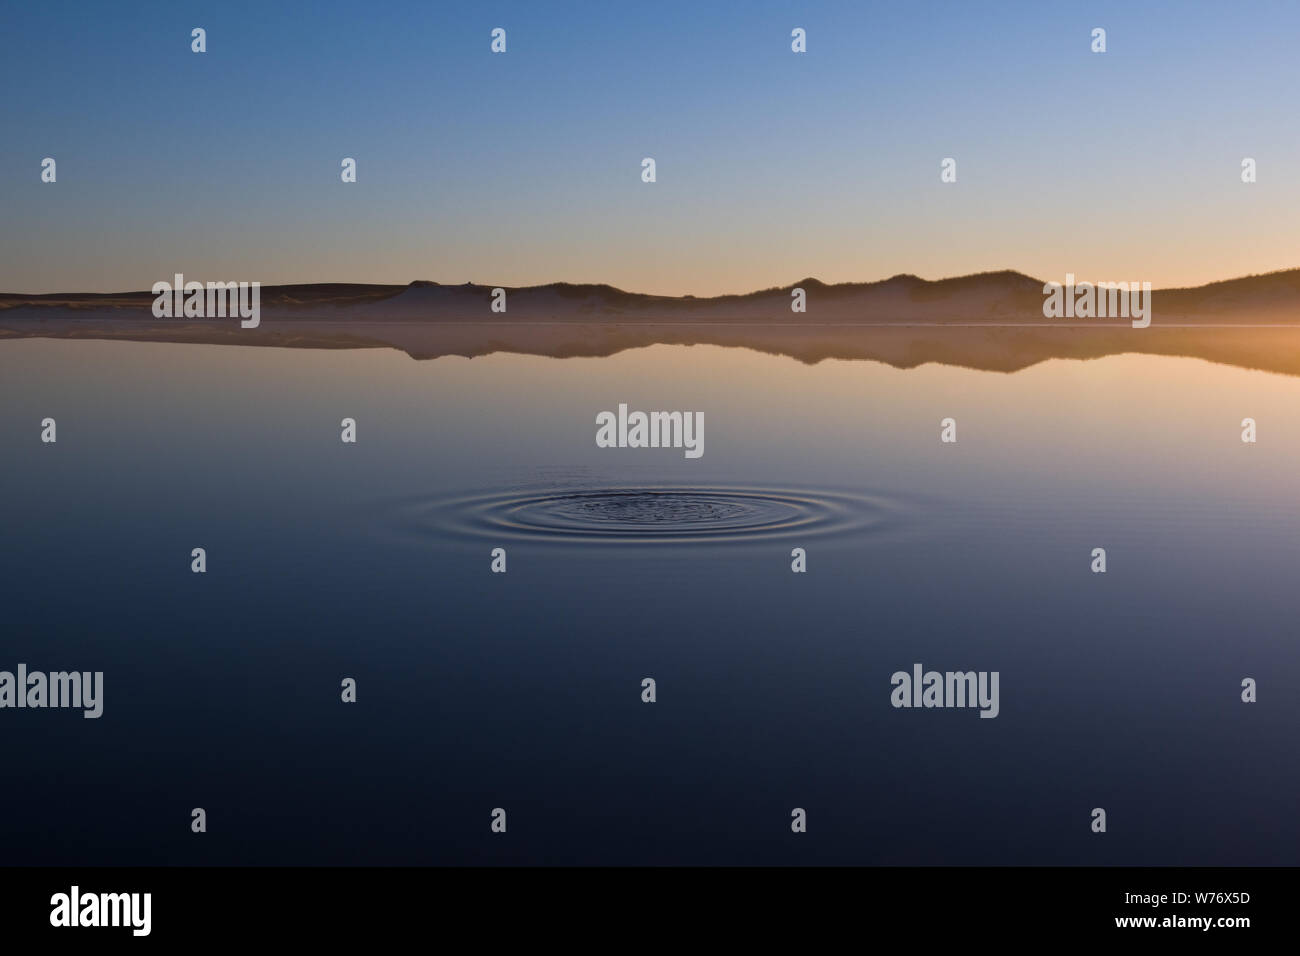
[4,266,1299,302]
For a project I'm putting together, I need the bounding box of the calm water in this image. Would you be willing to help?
[2,338,1298,865]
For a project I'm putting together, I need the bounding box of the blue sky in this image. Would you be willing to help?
[3,0,1298,293]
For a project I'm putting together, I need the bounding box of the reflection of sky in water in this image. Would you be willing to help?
[1,339,1297,865]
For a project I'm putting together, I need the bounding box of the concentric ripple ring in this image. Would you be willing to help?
[385,485,907,546]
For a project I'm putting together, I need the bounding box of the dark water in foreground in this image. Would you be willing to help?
[1,338,1298,865]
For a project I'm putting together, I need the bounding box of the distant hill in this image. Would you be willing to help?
[2,268,1298,324]
[3,269,1300,377]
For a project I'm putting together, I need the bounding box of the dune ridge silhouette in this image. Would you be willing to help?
[3,269,1299,375]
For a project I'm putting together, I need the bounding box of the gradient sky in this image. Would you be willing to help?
[3,0,1298,295]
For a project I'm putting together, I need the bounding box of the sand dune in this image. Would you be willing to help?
[3,270,1299,374]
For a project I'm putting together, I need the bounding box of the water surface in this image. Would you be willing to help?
[1,338,1297,865]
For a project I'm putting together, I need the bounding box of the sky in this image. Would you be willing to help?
[2,0,1298,295]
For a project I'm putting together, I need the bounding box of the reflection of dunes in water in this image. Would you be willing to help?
[389,485,909,545]
[7,312,1300,376]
